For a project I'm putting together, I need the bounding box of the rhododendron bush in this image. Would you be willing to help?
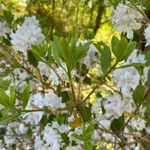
[1,0,150,149]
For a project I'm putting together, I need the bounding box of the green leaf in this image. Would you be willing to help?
[0,114,20,125]
[116,63,145,69]
[145,50,150,66]
[110,115,124,132]
[121,41,136,60]
[27,50,38,67]
[132,84,145,104]
[82,124,94,150]
[51,36,62,66]
[0,79,10,90]
[115,38,128,61]
[69,42,90,71]
[83,124,94,141]
[31,43,52,64]
[0,90,11,108]
[9,86,16,106]
[84,141,92,150]
[22,84,31,109]
[61,132,70,145]
[111,36,119,56]
[111,37,136,62]
[100,44,111,73]
[60,38,69,62]
[72,134,83,141]
[145,68,150,86]
[3,9,14,26]
[79,104,91,122]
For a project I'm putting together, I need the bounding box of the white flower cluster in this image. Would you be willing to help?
[113,50,145,97]
[113,67,140,97]
[38,61,76,86]
[3,122,30,149]
[23,90,65,125]
[112,2,143,39]
[0,21,10,38]
[34,121,77,150]
[104,94,126,118]
[10,16,45,56]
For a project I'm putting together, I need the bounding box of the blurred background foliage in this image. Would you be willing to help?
[1,0,150,43]
[0,0,118,44]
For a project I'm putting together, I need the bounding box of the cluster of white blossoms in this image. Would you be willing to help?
[34,121,83,150]
[0,21,10,38]
[23,90,66,125]
[3,122,30,149]
[38,61,76,86]
[112,2,143,39]
[113,67,140,97]
[113,49,145,98]
[10,16,45,56]
[1,1,150,148]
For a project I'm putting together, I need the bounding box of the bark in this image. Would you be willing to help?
[94,2,105,34]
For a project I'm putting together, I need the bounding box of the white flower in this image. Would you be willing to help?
[49,64,76,86]
[91,98,102,116]
[0,21,10,38]
[4,135,15,147]
[113,67,140,97]
[18,123,28,134]
[126,49,146,64]
[112,3,143,39]
[23,90,65,125]
[83,44,99,68]
[99,120,111,129]
[10,16,45,57]
[102,133,115,141]
[104,94,125,118]
[34,136,49,150]
[129,118,146,131]
[38,62,50,77]
[43,124,62,150]
[144,25,150,46]
[31,90,66,109]
[52,121,71,133]
[23,111,44,125]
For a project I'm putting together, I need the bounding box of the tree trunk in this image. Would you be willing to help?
[94,2,105,34]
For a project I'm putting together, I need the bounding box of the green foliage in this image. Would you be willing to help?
[51,35,90,71]
[30,42,53,65]
[132,84,145,104]
[100,44,111,73]
[145,50,150,66]
[145,68,150,86]
[27,50,38,67]
[22,84,31,109]
[94,43,112,74]
[72,124,94,150]
[0,90,14,109]
[79,104,92,122]
[0,114,20,125]
[2,9,14,26]
[0,78,10,90]
[116,63,145,69]
[9,86,16,106]
[110,115,125,132]
[111,36,136,62]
